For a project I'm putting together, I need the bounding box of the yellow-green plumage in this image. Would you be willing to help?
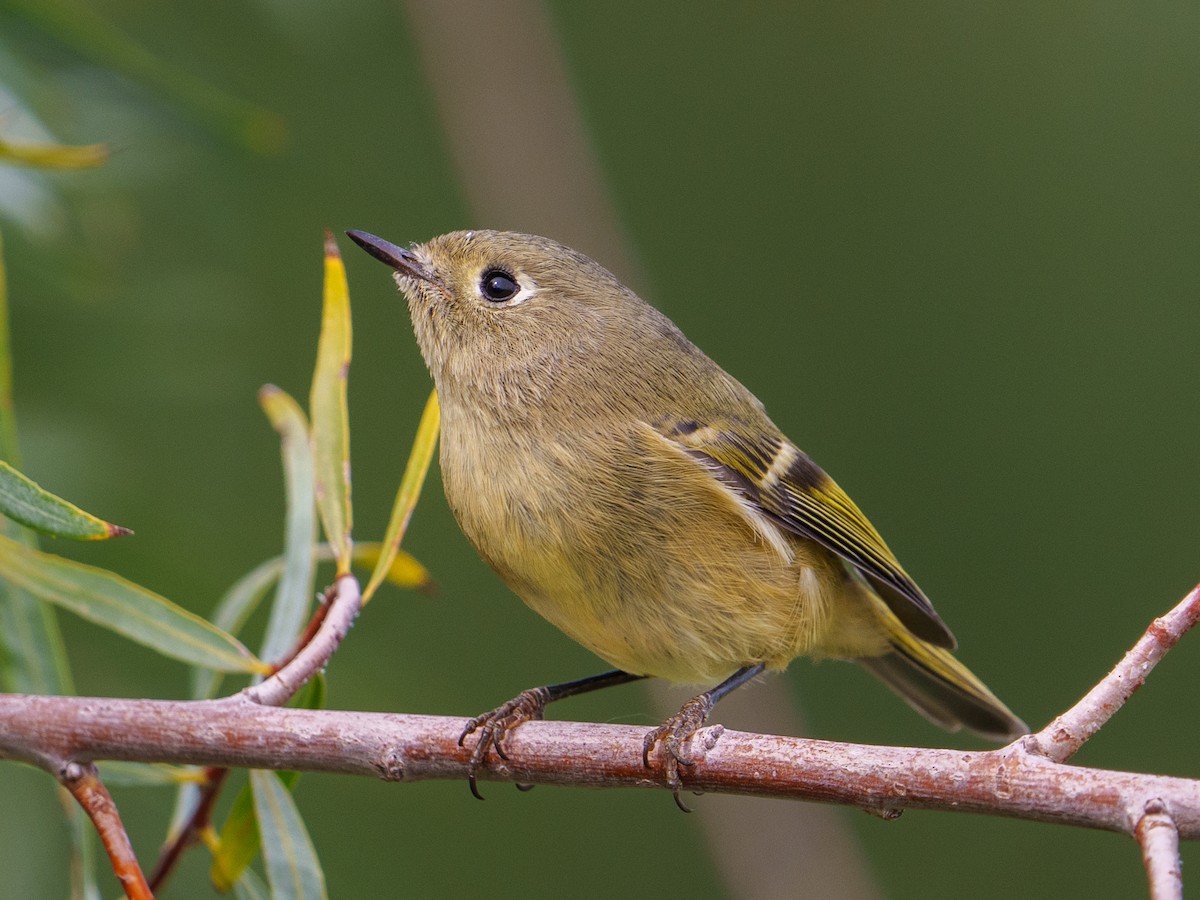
[353,228,1026,743]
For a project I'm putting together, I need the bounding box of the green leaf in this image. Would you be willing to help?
[210,557,284,638]
[310,232,353,576]
[211,779,269,892]
[210,678,323,892]
[0,460,131,539]
[250,771,326,900]
[0,581,72,693]
[258,386,317,664]
[363,389,439,603]
[210,775,277,893]
[0,533,265,673]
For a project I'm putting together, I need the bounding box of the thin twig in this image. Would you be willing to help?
[1029,583,1200,763]
[58,761,152,900]
[242,572,360,708]
[146,766,228,893]
[1136,800,1183,900]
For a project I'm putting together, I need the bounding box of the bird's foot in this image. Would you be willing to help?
[459,686,551,800]
[642,693,724,812]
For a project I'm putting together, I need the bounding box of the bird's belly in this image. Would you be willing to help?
[451,475,844,681]
[442,428,843,684]
[519,552,839,684]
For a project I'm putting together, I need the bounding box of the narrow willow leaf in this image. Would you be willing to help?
[210,673,324,891]
[250,771,326,900]
[0,136,107,169]
[211,771,305,893]
[258,386,316,664]
[363,389,439,603]
[0,533,264,673]
[309,232,352,575]
[353,545,432,593]
[0,460,131,539]
[0,582,72,693]
[211,778,271,893]
[212,560,284,637]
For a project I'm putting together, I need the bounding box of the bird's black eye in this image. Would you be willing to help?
[480,269,519,302]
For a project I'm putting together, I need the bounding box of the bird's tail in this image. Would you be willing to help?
[857,594,1028,742]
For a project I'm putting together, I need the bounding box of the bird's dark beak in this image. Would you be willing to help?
[345,230,438,285]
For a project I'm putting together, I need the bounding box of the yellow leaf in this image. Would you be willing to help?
[0,137,108,169]
[353,545,433,593]
[309,232,352,575]
[363,390,439,602]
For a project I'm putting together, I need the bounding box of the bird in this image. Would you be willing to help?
[347,228,1027,805]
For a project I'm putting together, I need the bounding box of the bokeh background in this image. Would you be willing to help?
[1,1,1197,897]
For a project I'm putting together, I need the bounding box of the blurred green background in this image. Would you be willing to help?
[1,1,1197,897]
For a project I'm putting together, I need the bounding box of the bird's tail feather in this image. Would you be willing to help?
[857,595,1028,742]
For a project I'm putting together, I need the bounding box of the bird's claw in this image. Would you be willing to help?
[642,693,719,812]
[458,687,551,799]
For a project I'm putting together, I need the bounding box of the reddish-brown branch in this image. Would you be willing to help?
[1030,584,1200,763]
[59,761,152,900]
[146,767,228,893]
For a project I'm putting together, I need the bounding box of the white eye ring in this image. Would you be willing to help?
[477,269,537,307]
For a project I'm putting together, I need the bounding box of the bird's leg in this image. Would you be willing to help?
[643,663,766,810]
[459,669,646,799]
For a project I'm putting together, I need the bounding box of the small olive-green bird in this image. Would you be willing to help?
[348,228,1027,798]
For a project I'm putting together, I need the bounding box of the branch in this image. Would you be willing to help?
[145,766,228,892]
[1029,583,1200,763]
[243,571,361,708]
[0,694,1197,836]
[0,582,1195,899]
[1136,800,1183,900]
[58,761,152,900]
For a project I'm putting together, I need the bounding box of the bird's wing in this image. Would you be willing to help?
[652,415,956,649]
